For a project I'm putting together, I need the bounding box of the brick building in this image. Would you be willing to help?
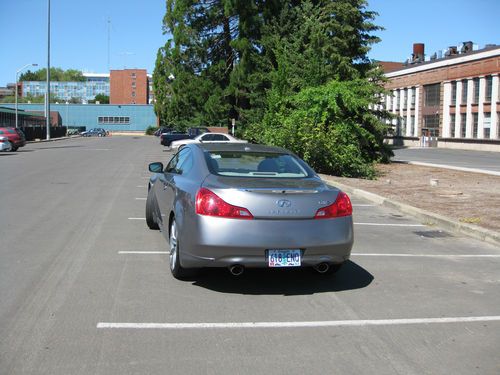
[380,43,500,150]
[110,69,149,105]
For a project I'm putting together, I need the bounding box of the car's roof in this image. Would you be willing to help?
[196,142,292,154]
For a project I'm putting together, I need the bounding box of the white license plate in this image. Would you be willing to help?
[268,249,301,267]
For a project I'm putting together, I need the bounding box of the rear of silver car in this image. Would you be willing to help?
[177,176,353,272]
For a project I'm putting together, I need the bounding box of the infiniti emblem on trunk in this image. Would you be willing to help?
[276,199,292,208]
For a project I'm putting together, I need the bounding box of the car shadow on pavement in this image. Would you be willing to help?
[191,261,373,295]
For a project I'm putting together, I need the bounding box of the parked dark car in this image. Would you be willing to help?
[154,127,173,137]
[0,127,26,151]
[160,127,210,146]
[146,143,353,279]
[81,128,107,137]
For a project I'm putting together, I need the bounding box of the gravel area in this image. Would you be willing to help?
[329,162,500,233]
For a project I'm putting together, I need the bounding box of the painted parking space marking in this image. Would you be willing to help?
[352,253,500,258]
[128,217,146,220]
[352,204,376,207]
[97,315,500,330]
[354,222,425,227]
[136,185,146,188]
[135,198,147,200]
[118,251,169,254]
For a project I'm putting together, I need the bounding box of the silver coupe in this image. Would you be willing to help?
[146,143,353,279]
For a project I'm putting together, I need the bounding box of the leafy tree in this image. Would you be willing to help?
[91,94,109,104]
[19,67,85,82]
[154,0,392,177]
[251,79,391,178]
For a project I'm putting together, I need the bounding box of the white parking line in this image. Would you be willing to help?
[352,204,376,207]
[136,185,146,188]
[135,198,147,200]
[352,253,500,258]
[128,218,146,220]
[97,316,500,330]
[354,223,425,227]
[118,251,169,254]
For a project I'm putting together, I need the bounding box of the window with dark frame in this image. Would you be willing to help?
[424,83,440,107]
[473,78,480,104]
[461,79,468,104]
[451,81,457,105]
[485,76,493,102]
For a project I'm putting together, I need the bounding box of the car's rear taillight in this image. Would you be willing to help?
[196,188,253,219]
[314,192,352,219]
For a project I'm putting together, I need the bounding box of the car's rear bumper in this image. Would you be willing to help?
[178,215,353,268]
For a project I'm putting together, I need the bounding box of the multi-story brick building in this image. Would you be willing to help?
[110,69,149,105]
[380,43,500,150]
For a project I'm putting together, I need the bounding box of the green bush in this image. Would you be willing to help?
[145,126,157,136]
[249,79,392,178]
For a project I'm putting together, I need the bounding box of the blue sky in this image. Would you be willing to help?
[0,0,499,86]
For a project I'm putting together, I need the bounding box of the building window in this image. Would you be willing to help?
[410,115,415,135]
[131,81,136,88]
[424,83,440,107]
[451,81,457,105]
[410,87,416,108]
[461,79,468,104]
[400,117,406,136]
[483,112,491,139]
[131,91,136,97]
[131,72,136,79]
[423,114,439,136]
[98,116,130,124]
[472,113,479,138]
[460,114,466,138]
[450,114,456,137]
[485,76,493,102]
[473,78,480,104]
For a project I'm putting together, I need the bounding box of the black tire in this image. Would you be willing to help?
[145,191,160,230]
[169,219,190,279]
[10,142,17,152]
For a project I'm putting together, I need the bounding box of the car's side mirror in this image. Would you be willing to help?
[149,162,164,173]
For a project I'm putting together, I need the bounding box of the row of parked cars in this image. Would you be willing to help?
[0,127,27,152]
[158,127,247,151]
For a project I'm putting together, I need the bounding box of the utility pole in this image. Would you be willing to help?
[46,0,51,140]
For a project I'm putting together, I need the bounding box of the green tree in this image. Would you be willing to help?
[19,67,85,82]
[92,94,109,104]
[154,0,391,177]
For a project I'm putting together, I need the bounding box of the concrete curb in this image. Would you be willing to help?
[26,135,80,144]
[320,174,500,247]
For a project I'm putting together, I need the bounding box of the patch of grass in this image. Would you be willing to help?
[459,217,481,224]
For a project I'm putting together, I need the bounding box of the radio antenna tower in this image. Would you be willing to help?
[107,17,111,71]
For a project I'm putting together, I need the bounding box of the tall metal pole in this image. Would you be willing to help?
[46,0,51,140]
[15,74,18,129]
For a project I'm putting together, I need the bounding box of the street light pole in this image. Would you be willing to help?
[15,63,37,128]
[46,0,51,140]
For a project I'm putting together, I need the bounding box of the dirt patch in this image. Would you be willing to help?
[330,163,500,233]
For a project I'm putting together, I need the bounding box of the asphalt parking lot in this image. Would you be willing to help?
[1,136,499,375]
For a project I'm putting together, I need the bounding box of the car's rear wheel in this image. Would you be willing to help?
[145,191,159,230]
[169,220,190,279]
[10,142,17,152]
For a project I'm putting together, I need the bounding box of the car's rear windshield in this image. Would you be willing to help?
[205,151,312,178]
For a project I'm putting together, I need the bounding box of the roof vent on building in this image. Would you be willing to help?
[460,41,473,54]
[445,46,458,57]
[430,53,437,61]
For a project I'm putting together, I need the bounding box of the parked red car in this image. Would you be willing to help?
[0,127,26,151]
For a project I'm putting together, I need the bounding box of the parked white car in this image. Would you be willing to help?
[0,136,12,152]
[170,132,247,152]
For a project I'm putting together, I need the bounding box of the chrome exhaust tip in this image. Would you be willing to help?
[229,265,245,276]
[314,262,330,274]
